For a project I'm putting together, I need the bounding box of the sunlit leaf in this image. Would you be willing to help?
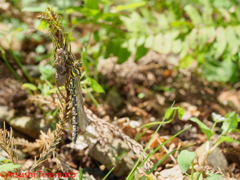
[178,150,196,173]
[179,55,193,68]
[35,44,45,54]
[120,12,147,33]
[226,26,239,55]
[190,117,214,140]
[198,27,208,49]
[22,7,46,12]
[184,5,202,26]
[233,25,240,38]
[195,173,203,180]
[188,28,197,50]
[0,163,22,172]
[81,49,91,76]
[178,106,184,119]
[206,26,216,43]
[221,111,238,134]
[161,33,172,54]
[212,136,240,151]
[205,172,223,180]
[153,33,162,53]
[170,30,180,39]
[130,12,147,33]
[202,2,213,25]
[23,83,37,91]
[140,7,157,24]
[115,1,146,12]
[157,14,169,30]
[85,0,99,10]
[219,7,231,22]
[136,36,145,46]
[172,39,182,54]
[138,93,145,99]
[236,6,240,22]
[165,108,173,119]
[215,27,227,57]
[0,155,6,162]
[77,8,101,18]
[88,77,105,93]
[167,9,177,23]
[179,39,189,58]
[127,37,137,52]
[145,35,154,48]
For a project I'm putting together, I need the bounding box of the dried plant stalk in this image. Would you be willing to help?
[30,91,72,171]
[85,108,154,171]
[0,123,17,164]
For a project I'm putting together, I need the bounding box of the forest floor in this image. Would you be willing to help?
[0,4,240,180]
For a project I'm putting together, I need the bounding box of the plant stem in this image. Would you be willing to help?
[0,48,22,82]
[10,49,33,83]
[211,122,217,131]
[191,160,194,180]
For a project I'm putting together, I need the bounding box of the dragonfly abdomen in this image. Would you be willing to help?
[68,59,88,143]
[70,78,78,143]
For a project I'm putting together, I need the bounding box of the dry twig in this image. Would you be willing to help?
[0,123,17,164]
[85,108,154,171]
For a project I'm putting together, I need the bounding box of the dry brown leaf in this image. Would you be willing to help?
[155,165,184,180]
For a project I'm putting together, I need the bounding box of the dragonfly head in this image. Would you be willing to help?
[74,60,82,68]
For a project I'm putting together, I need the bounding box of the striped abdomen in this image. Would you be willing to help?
[70,67,88,143]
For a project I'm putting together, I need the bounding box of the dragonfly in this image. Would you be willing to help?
[55,48,88,143]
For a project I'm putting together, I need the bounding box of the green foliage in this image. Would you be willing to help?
[88,77,105,93]
[35,44,45,54]
[0,155,6,162]
[178,150,196,174]
[164,106,184,123]
[190,111,240,145]
[190,117,214,140]
[0,155,22,172]
[180,112,240,178]
[0,163,22,172]
[205,172,223,180]
[211,136,239,152]
[137,92,145,99]
[79,168,83,180]
[178,106,184,119]
[221,111,238,134]
[22,83,38,91]
[65,0,240,83]
[102,167,115,180]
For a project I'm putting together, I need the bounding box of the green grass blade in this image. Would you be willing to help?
[10,49,33,83]
[129,125,192,180]
[102,167,114,180]
[126,102,175,180]
[138,125,192,169]
[0,48,22,82]
[79,168,83,180]
[140,143,195,180]
[83,83,99,106]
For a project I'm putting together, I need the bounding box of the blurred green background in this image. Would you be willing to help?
[1,0,240,88]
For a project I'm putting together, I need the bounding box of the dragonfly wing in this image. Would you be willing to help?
[74,76,88,131]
